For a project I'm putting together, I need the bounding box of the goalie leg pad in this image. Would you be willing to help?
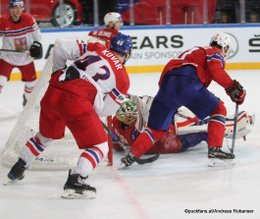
[225,111,255,139]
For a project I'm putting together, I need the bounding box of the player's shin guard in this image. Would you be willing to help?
[130,127,165,158]
[71,142,108,178]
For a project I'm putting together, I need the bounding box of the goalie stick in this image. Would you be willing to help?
[102,121,160,165]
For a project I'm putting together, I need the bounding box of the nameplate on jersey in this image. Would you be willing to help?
[101,49,123,70]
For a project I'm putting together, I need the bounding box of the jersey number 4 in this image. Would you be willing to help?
[74,55,110,82]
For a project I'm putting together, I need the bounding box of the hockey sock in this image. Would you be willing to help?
[208,101,226,147]
[20,136,45,166]
[72,142,108,177]
[24,80,37,100]
[20,132,53,166]
[130,127,165,158]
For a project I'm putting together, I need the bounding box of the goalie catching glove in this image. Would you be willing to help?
[225,80,246,105]
[29,41,43,59]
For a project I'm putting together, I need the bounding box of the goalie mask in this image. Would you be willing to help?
[116,99,137,125]
[210,33,234,59]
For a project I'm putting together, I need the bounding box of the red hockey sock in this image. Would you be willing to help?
[208,122,225,147]
[130,127,165,158]
[208,101,227,147]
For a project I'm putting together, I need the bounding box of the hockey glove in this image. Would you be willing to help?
[29,41,43,59]
[225,80,246,105]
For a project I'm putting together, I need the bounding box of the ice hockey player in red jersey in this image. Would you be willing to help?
[0,0,42,106]
[6,33,133,199]
[120,33,246,168]
[112,96,254,154]
[88,12,123,47]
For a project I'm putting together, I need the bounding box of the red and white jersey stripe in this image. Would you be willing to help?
[0,12,42,65]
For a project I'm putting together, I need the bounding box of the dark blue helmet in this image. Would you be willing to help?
[9,0,24,8]
[110,33,132,56]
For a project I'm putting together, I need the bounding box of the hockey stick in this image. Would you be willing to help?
[230,103,239,153]
[102,121,160,165]
[0,49,29,54]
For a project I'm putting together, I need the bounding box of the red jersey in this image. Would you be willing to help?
[159,46,233,89]
[112,116,182,154]
[88,28,119,47]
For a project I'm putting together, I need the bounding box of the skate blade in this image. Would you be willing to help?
[208,158,235,167]
[3,179,18,186]
[117,162,129,170]
[61,189,96,199]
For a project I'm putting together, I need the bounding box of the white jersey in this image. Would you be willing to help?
[0,12,41,66]
[51,39,130,116]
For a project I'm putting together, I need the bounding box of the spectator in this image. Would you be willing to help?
[0,0,42,106]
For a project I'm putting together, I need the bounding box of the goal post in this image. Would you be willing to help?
[1,52,113,170]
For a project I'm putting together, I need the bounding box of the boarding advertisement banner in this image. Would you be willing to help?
[1,25,260,79]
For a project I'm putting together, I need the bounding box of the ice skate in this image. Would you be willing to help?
[61,170,96,199]
[208,147,235,167]
[4,158,27,185]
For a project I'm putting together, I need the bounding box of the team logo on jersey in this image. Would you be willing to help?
[14,37,27,51]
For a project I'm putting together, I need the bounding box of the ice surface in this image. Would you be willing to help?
[0,70,259,219]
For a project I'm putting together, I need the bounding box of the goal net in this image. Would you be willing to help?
[1,52,113,170]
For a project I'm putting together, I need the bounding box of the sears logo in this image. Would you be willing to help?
[249,34,260,52]
[226,32,239,59]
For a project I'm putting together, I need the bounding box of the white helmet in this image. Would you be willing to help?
[104,12,123,26]
[210,33,234,59]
